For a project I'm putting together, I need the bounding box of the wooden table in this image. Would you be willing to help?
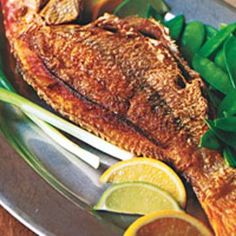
[0,206,34,236]
[224,0,236,7]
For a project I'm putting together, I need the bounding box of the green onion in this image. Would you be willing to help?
[0,88,134,161]
[0,59,101,168]
[223,147,236,168]
[0,59,16,92]
[26,113,100,169]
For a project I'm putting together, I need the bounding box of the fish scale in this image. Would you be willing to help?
[32,21,193,147]
[1,1,236,235]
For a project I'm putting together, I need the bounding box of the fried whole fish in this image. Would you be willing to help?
[1,0,236,235]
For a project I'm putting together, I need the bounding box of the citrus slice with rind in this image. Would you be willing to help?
[100,158,186,208]
[94,182,181,215]
[124,210,213,236]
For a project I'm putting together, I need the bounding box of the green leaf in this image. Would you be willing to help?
[200,129,221,150]
[192,54,233,94]
[224,35,236,88]
[219,23,228,30]
[205,25,218,41]
[146,4,163,21]
[149,0,170,15]
[205,87,223,110]
[223,147,236,168]
[206,120,236,148]
[214,48,227,72]
[198,23,236,58]
[114,0,169,18]
[214,117,236,132]
[181,21,206,62]
[114,0,152,18]
[165,15,185,41]
[218,89,236,116]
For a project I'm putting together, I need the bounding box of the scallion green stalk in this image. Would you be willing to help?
[0,66,100,168]
[0,88,134,161]
[27,113,100,169]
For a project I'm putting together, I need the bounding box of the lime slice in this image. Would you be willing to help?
[94,182,180,215]
[100,158,186,208]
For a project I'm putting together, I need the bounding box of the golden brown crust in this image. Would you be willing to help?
[14,37,165,159]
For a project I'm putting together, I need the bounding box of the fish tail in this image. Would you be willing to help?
[196,166,236,235]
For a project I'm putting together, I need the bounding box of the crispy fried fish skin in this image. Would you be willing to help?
[1,1,236,235]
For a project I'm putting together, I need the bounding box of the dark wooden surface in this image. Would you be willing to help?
[224,0,236,8]
[0,206,34,236]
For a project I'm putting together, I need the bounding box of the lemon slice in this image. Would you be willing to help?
[100,158,186,208]
[94,182,180,215]
[124,210,213,236]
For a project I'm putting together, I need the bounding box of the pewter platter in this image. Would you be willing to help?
[0,0,236,235]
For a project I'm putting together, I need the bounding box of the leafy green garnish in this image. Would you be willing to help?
[173,19,236,167]
[0,88,133,162]
[149,0,170,15]
[224,35,236,88]
[200,129,221,150]
[114,0,169,19]
[218,89,236,117]
[223,147,236,168]
[214,48,227,72]
[205,25,218,41]
[0,77,100,169]
[192,54,232,94]
[181,21,206,62]
[198,23,236,58]
[206,120,236,149]
[214,117,236,132]
[146,4,163,21]
[165,15,185,41]
[114,0,150,18]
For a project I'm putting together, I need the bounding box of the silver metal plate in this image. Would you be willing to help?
[0,0,235,235]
